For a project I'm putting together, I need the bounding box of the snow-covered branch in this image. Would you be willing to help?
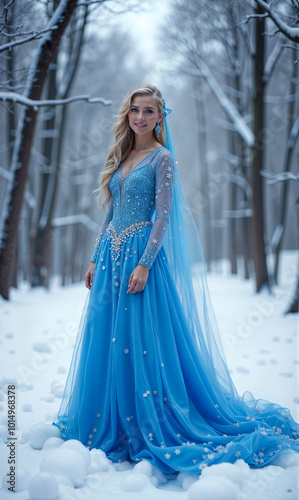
[260,169,299,184]
[197,60,255,147]
[256,0,299,42]
[0,27,58,53]
[288,116,299,149]
[2,0,15,27]
[263,36,284,83]
[0,91,112,108]
[51,214,99,232]
[0,166,11,181]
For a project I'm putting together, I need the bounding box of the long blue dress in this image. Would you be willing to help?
[52,146,299,474]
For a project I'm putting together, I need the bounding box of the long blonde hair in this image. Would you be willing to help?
[93,84,166,210]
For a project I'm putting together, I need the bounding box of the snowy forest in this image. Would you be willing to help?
[0,0,298,304]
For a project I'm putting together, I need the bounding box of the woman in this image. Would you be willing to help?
[53,84,299,474]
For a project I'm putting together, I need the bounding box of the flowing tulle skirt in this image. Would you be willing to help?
[53,225,299,474]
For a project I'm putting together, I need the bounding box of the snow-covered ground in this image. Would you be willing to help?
[0,251,298,500]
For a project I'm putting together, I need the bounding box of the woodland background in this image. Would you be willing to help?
[0,0,298,307]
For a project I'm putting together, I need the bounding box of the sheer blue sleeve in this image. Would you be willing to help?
[138,150,175,269]
[90,197,114,262]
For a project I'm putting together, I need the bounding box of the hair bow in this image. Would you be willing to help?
[162,98,172,118]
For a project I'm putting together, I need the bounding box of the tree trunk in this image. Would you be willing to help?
[286,272,299,313]
[34,7,88,289]
[227,129,238,275]
[31,54,58,288]
[193,78,212,269]
[251,5,269,292]
[5,0,19,289]
[0,0,79,300]
[274,44,298,283]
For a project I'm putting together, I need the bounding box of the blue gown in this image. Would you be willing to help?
[53,146,299,474]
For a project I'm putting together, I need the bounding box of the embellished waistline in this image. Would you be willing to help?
[106,221,153,260]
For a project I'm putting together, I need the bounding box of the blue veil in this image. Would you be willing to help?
[160,99,239,400]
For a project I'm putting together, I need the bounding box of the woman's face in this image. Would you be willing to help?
[128,95,162,137]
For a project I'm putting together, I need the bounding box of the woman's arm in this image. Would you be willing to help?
[90,196,114,262]
[138,150,175,269]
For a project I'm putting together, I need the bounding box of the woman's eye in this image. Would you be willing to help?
[130,108,153,113]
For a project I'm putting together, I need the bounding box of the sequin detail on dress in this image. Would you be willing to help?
[106,221,153,261]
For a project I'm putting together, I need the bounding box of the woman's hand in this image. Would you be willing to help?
[127,264,149,294]
[85,262,96,290]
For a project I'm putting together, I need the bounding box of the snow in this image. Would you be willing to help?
[0,250,298,499]
[2,469,31,493]
[256,0,299,43]
[28,423,61,450]
[27,472,59,499]
[188,475,240,500]
[0,91,112,108]
[40,448,87,487]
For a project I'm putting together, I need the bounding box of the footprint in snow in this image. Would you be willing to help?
[236,367,250,374]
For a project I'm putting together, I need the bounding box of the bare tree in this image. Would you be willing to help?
[260,169,299,313]
[251,2,269,292]
[163,0,298,292]
[256,0,299,43]
[0,0,80,300]
[30,4,90,289]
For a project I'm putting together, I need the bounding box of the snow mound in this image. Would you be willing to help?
[133,459,153,476]
[176,471,199,490]
[188,476,240,500]
[200,459,249,487]
[20,427,30,444]
[28,423,61,449]
[88,449,113,473]
[61,439,91,467]
[40,448,86,487]
[52,474,74,487]
[114,460,133,471]
[120,472,150,492]
[1,469,32,492]
[27,472,59,500]
[269,449,299,468]
[16,469,32,492]
[43,437,64,449]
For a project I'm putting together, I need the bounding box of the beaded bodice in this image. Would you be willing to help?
[91,147,175,269]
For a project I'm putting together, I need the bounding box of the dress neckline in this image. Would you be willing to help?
[120,146,164,180]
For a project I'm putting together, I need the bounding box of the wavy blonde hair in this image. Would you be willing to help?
[93,84,166,210]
